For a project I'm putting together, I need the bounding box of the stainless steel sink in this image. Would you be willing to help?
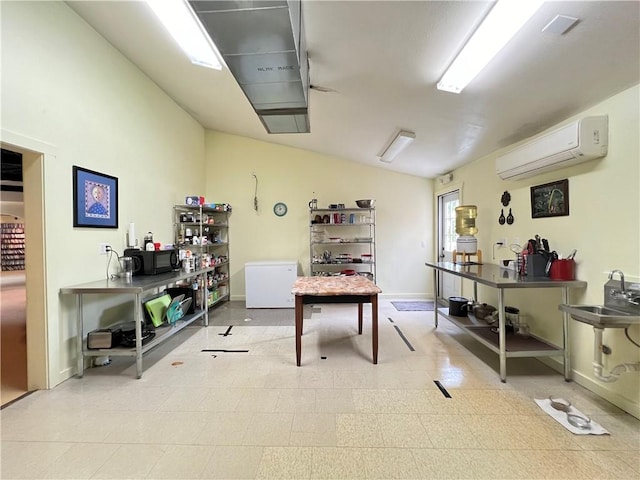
[559,304,640,328]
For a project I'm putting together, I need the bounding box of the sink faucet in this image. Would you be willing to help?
[609,269,626,295]
[608,269,640,305]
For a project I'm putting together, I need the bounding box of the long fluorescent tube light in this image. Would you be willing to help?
[146,0,223,70]
[379,131,416,163]
[437,0,544,94]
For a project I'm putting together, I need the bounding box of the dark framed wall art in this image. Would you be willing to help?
[73,166,119,228]
[530,178,569,218]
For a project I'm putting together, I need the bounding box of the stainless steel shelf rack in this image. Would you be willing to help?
[173,204,231,308]
[310,207,376,280]
[61,267,216,379]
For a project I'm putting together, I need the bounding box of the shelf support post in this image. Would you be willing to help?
[433,268,439,327]
[498,288,507,382]
[562,287,571,381]
[135,293,143,379]
[76,294,84,378]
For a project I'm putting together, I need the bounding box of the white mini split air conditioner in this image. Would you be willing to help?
[496,115,608,180]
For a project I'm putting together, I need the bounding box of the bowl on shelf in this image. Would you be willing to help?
[355,199,375,208]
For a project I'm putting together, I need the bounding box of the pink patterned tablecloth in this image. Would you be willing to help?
[292,276,381,296]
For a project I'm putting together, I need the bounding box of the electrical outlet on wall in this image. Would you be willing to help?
[497,237,506,247]
[99,243,109,255]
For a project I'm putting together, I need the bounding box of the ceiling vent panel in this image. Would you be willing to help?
[243,82,306,110]
[258,109,309,134]
[196,9,296,55]
[189,0,309,133]
[224,51,301,84]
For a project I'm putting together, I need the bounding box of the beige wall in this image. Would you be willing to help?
[3,1,636,418]
[1,1,207,387]
[203,131,433,299]
[443,84,640,417]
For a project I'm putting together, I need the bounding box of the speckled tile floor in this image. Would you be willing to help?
[1,299,638,479]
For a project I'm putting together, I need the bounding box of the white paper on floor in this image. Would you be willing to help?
[535,398,609,435]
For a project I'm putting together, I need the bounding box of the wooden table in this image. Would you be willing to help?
[292,276,382,366]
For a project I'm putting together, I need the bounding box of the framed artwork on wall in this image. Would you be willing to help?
[73,166,119,228]
[530,178,569,218]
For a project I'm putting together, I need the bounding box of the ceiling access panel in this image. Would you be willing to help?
[189,0,309,133]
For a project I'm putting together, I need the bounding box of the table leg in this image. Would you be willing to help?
[295,295,303,366]
[372,294,378,364]
[358,303,363,334]
[202,272,209,327]
[498,289,506,382]
[135,293,143,379]
[562,287,571,381]
[433,269,438,327]
[76,294,84,378]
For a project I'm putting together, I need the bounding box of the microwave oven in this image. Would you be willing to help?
[124,248,178,276]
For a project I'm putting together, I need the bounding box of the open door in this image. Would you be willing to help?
[437,189,460,304]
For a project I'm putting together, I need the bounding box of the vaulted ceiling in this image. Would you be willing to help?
[68,1,640,178]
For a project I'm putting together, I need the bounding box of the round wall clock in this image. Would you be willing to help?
[273,202,288,217]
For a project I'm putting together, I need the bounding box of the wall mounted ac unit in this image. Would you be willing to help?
[496,115,608,181]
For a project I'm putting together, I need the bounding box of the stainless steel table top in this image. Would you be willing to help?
[425,261,587,289]
[60,267,215,294]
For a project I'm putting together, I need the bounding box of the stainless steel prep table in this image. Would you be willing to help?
[425,261,587,382]
[61,267,215,379]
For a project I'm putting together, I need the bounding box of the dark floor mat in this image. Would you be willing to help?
[391,301,434,311]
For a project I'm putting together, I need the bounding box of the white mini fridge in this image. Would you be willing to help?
[245,260,298,308]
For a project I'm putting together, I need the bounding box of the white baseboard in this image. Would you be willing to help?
[379,293,433,300]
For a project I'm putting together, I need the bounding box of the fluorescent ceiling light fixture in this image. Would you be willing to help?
[437,0,544,94]
[379,131,416,163]
[146,0,223,70]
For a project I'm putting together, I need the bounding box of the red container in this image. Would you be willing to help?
[550,259,575,280]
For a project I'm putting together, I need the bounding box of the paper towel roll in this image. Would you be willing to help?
[128,223,136,247]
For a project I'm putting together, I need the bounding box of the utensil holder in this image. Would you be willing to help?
[526,254,548,277]
[550,259,575,280]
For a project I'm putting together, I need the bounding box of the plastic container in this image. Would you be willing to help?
[550,259,576,280]
[456,235,477,253]
[120,256,134,281]
[455,205,478,236]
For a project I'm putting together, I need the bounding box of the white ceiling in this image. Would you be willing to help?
[67,1,640,179]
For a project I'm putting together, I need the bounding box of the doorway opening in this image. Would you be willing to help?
[436,188,461,304]
[1,149,28,405]
[1,131,50,401]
